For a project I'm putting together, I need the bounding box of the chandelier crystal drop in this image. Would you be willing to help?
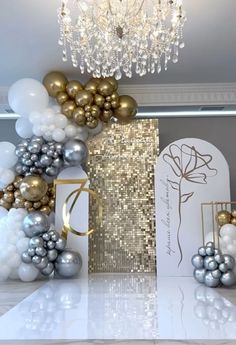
[58,0,186,80]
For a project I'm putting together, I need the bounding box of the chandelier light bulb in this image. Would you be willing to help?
[58,0,186,79]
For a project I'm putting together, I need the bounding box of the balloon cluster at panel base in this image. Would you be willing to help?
[192,242,236,288]
[0,71,137,281]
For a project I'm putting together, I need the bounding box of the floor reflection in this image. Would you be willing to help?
[0,274,236,340]
[194,285,236,330]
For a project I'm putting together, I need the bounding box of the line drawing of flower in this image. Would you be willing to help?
[163,143,218,267]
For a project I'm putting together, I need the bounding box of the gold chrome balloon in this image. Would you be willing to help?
[97,80,114,96]
[56,91,69,105]
[232,210,236,218]
[61,100,77,119]
[20,176,48,202]
[114,95,137,123]
[40,205,51,215]
[111,92,119,101]
[111,100,119,108]
[85,79,99,94]
[73,107,86,126]
[100,109,113,122]
[231,217,236,226]
[87,118,98,128]
[43,71,68,97]
[3,191,14,203]
[75,90,93,107]
[66,80,83,98]
[94,94,105,108]
[91,105,101,118]
[105,77,118,91]
[216,210,231,226]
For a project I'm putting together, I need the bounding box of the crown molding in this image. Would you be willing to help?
[119,83,236,106]
[1,83,236,109]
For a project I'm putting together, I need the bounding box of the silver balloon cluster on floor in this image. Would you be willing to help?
[15,136,64,177]
[21,211,82,278]
[192,242,236,287]
[15,136,89,177]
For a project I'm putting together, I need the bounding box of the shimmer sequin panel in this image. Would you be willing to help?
[87,119,159,273]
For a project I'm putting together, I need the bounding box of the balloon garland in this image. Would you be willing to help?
[0,72,137,282]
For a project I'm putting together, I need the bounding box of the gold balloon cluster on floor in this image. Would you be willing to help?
[0,176,55,215]
[216,210,236,226]
[43,71,138,128]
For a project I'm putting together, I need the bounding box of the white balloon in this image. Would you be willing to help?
[56,114,68,129]
[15,118,33,138]
[16,237,30,254]
[226,244,236,256]
[0,207,8,219]
[52,105,61,113]
[220,224,236,237]
[223,235,232,244]
[8,78,49,117]
[32,125,43,137]
[8,268,19,280]
[43,112,54,125]
[0,265,10,281]
[52,128,66,142]
[65,124,77,138]
[18,263,39,282]
[8,253,21,268]
[87,120,103,136]
[29,111,42,124]
[0,142,17,168]
[0,169,15,185]
[75,126,89,141]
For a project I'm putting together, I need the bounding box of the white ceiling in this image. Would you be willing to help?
[0,0,236,86]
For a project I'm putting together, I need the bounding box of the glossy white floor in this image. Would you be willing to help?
[0,274,236,340]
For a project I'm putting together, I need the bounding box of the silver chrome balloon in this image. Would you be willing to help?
[35,246,47,257]
[191,254,204,269]
[35,256,49,270]
[214,254,224,264]
[23,212,50,237]
[198,246,207,257]
[47,240,55,249]
[62,139,88,166]
[211,269,222,279]
[45,166,59,176]
[40,154,53,167]
[219,263,228,273]
[16,137,64,177]
[204,256,217,271]
[41,262,54,276]
[205,246,215,256]
[27,248,36,256]
[220,271,236,286]
[28,142,41,154]
[55,250,82,278]
[55,237,66,251]
[47,249,58,262]
[194,268,207,283]
[29,236,44,249]
[21,251,32,263]
[204,271,220,288]
[223,254,235,270]
[32,255,42,265]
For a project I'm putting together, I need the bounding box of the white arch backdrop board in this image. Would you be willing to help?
[55,167,89,278]
[155,138,230,276]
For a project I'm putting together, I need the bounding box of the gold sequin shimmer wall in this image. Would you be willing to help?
[87,119,159,273]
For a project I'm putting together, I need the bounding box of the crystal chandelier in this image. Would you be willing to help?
[58,0,186,79]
